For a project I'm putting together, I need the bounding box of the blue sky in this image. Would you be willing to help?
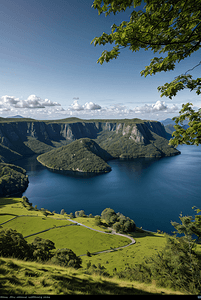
[0,0,200,120]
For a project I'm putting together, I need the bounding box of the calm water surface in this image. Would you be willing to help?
[16,144,201,234]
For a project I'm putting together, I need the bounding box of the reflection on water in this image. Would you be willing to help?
[16,155,45,172]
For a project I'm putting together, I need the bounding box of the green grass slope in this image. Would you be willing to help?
[37,138,112,174]
[81,231,167,275]
[0,197,186,295]
[0,198,129,257]
[25,225,129,256]
[0,257,184,295]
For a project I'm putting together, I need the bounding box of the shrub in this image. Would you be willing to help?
[100,208,136,233]
[75,210,86,218]
[0,228,32,260]
[94,215,102,226]
[31,237,55,261]
[69,213,74,219]
[51,248,82,269]
[60,209,65,215]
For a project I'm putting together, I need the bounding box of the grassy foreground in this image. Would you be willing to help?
[0,197,185,295]
[0,257,183,295]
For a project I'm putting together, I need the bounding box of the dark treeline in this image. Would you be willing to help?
[60,207,136,234]
[0,228,81,269]
[0,163,29,197]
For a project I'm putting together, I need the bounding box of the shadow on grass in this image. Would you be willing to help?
[129,229,165,239]
[0,198,20,207]
[51,274,159,295]
[0,213,18,217]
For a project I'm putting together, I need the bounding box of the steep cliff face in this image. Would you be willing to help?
[0,119,180,162]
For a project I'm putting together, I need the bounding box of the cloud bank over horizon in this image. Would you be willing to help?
[0,94,182,120]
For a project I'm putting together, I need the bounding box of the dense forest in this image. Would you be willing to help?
[37,138,112,174]
[0,163,29,197]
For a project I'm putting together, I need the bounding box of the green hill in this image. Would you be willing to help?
[0,256,184,295]
[37,138,112,174]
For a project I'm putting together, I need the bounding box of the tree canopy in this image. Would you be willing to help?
[101,208,136,233]
[170,102,201,146]
[91,0,201,146]
[116,207,201,294]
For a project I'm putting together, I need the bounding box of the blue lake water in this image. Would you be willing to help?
[16,144,201,234]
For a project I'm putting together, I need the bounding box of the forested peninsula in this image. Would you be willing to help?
[37,138,112,174]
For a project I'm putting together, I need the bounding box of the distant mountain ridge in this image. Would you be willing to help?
[0,118,180,167]
[7,115,24,119]
[160,117,189,126]
[161,118,189,138]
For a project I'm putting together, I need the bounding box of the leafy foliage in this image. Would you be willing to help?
[94,215,102,226]
[117,208,201,294]
[0,228,82,269]
[91,0,201,98]
[75,210,86,217]
[169,102,201,146]
[51,248,82,269]
[0,229,32,260]
[31,237,55,261]
[101,208,136,233]
[91,0,201,146]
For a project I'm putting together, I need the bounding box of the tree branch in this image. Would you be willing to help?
[185,61,201,75]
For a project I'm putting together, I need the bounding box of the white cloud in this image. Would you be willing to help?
[68,100,101,111]
[69,100,84,111]
[133,100,179,114]
[0,95,180,120]
[0,95,61,110]
[1,95,19,105]
[83,102,101,110]
[27,95,61,107]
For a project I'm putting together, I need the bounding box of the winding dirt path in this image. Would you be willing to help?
[67,219,136,256]
[0,215,136,255]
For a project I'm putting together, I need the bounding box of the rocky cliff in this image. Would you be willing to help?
[0,118,180,163]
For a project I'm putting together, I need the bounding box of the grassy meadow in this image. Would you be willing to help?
[0,197,188,295]
[81,231,166,274]
[26,225,130,256]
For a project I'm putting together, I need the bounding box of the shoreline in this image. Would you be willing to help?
[36,156,111,177]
